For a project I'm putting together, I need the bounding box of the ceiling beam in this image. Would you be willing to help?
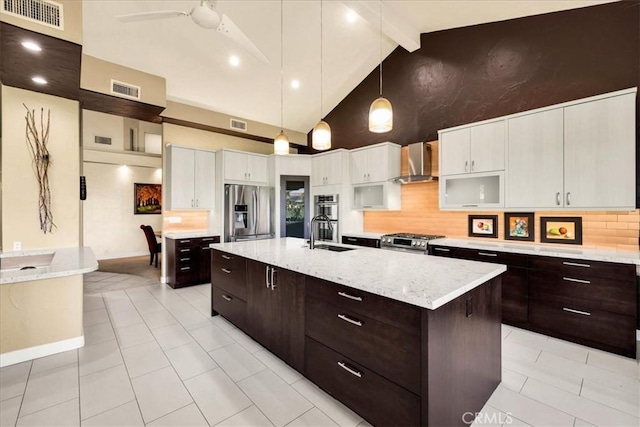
[339,0,421,53]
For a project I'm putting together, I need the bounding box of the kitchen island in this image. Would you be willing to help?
[209,238,506,426]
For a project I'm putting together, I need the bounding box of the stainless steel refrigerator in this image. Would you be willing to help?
[224,184,274,242]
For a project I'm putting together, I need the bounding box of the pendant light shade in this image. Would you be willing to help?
[368,96,393,133]
[312,120,331,150]
[274,0,289,155]
[369,2,392,133]
[274,131,290,155]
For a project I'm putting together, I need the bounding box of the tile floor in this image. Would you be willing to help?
[0,271,638,427]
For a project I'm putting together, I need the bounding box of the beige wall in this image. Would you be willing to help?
[1,86,80,250]
[0,275,83,354]
[81,55,167,107]
[0,0,82,44]
[83,109,125,151]
[163,100,307,147]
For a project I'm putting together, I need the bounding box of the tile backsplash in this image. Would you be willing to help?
[364,145,639,252]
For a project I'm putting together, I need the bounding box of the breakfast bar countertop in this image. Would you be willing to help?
[210,237,505,310]
[0,247,98,284]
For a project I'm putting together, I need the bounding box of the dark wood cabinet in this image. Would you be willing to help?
[167,235,220,288]
[211,248,248,330]
[246,259,305,371]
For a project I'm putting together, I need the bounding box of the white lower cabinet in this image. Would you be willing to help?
[166,146,216,210]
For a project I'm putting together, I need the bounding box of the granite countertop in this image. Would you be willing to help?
[341,232,383,240]
[429,238,640,266]
[0,247,98,284]
[164,232,220,240]
[210,237,505,310]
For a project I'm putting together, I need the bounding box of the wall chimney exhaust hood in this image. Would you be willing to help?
[390,142,437,184]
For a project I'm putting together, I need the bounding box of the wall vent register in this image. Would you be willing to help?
[2,0,63,29]
[110,79,141,100]
[230,118,247,132]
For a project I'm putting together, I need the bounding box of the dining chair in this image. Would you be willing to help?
[140,225,161,268]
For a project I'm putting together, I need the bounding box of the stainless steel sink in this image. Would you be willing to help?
[313,244,356,252]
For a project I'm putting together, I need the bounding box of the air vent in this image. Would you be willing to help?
[94,136,112,145]
[110,79,141,100]
[230,118,247,132]
[2,0,64,29]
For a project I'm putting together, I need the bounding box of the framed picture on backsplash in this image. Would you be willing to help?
[468,215,498,238]
[504,212,535,242]
[540,216,582,245]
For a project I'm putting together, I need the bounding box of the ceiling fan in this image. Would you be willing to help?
[116,0,270,64]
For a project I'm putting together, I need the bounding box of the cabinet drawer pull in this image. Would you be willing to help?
[563,307,591,316]
[346,238,357,242]
[566,192,571,206]
[179,240,191,243]
[562,261,590,268]
[221,268,232,274]
[222,294,232,302]
[563,277,590,284]
[462,204,478,207]
[556,192,561,206]
[202,238,215,241]
[338,291,362,302]
[338,314,362,327]
[337,361,362,378]
[202,247,211,250]
[464,161,468,172]
[478,252,497,257]
[180,267,191,271]
[221,255,231,260]
[471,160,475,171]
[180,249,191,253]
[180,257,191,262]
[434,247,450,252]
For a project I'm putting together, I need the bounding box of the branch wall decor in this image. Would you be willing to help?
[24,104,55,234]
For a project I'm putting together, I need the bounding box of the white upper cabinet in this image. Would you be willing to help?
[350,142,401,184]
[506,109,564,208]
[563,92,636,209]
[312,150,344,186]
[223,150,268,184]
[166,146,216,210]
[440,121,505,176]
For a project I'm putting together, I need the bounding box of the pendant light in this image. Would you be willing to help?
[312,0,331,150]
[274,0,290,155]
[368,2,392,133]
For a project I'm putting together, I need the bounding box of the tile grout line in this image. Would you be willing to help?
[12,360,33,423]
[15,396,79,423]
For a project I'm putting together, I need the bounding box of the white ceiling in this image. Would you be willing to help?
[82,0,616,134]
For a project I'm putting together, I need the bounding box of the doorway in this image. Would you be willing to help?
[280,176,310,239]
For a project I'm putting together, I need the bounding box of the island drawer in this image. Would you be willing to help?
[305,337,420,427]
[529,270,636,316]
[211,252,247,300]
[174,238,196,249]
[306,296,420,394]
[212,286,247,332]
[305,277,421,334]
[528,256,636,281]
[428,245,457,258]
[454,248,528,268]
[529,298,636,356]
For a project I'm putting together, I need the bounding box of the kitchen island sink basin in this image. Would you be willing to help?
[313,244,356,252]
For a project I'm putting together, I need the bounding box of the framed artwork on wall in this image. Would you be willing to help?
[540,216,582,245]
[504,212,535,242]
[468,215,498,238]
[134,183,162,214]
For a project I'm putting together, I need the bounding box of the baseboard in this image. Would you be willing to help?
[161,276,167,284]
[96,251,149,261]
[0,335,84,368]
[637,330,640,341]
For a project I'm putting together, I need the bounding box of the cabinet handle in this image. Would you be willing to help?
[562,261,590,268]
[265,266,271,288]
[464,161,468,172]
[556,192,561,206]
[180,249,191,253]
[471,160,475,171]
[563,277,590,284]
[338,291,362,302]
[221,255,231,260]
[462,204,478,207]
[566,192,571,206]
[179,240,191,243]
[191,199,194,207]
[221,268,232,274]
[434,247,450,252]
[222,294,232,302]
[180,267,191,271]
[478,252,497,257]
[180,257,191,261]
[270,268,276,290]
[337,361,362,378]
[338,314,362,327]
[346,238,357,242]
[563,307,591,316]
[196,199,199,207]
[202,247,211,250]
[202,238,215,241]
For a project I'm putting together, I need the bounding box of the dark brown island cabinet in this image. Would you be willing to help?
[166,235,220,288]
[211,248,502,427]
[429,245,638,358]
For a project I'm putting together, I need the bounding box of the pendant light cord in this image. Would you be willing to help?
[280,0,284,132]
[379,1,382,97]
[320,0,323,120]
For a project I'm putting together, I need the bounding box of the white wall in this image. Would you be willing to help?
[83,162,162,259]
[83,110,125,151]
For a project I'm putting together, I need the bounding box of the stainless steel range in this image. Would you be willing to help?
[380,233,446,252]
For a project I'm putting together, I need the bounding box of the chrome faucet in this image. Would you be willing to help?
[309,214,333,249]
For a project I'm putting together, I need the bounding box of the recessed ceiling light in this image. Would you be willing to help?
[229,55,240,67]
[346,9,358,23]
[32,76,47,85]
[21,41,42,52]
[291,80,300,89]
